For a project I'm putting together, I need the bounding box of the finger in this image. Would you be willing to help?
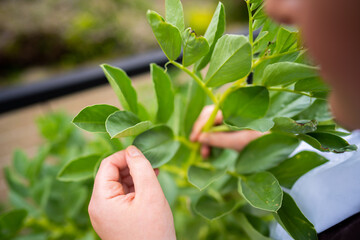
[198,131,265,151]
[125,146,164,199]
[201,144,211,159]
[93,151,129,199]
[154,168,160,176]
[190,106,223,141]
[122,175,134,187]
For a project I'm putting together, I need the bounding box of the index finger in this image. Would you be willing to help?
[93,151,128,199]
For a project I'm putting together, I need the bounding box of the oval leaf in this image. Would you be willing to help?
[194,194,238,221]
[263,62,318,87]
[298,132,357,153]
[165,0,185,31]
[182,28,210,67]
[188,165,227,190]
[266,91,314,118]
[195,2,226,71]
[147,10,182,60]
[106,111,152,138]
[236,133,299,174]
[271,117,317,134]
[73,104,119,132]
[269,151,328,189]
[222,86,270,128]
[274,192,317,240]
[238,172,283,212]
[0,209,27,238]
[57,154,101,182]
[294,77,329,93]
[133,126,180,168]
[183,79,207,136]
[151,64,175,123]
[101,64,138,114]
[205,35,252,87]
[225,118,274,133]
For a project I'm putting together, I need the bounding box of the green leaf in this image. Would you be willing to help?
[72,104,119,132]
[27,146,49,184]
[298,132,357,153]
[165,0,185,31]
[12,149,28,178]
[225,118,274,133]
[294,99,332,121]
[236,133,299,174]
[158,171,178,207]
[188,165,227,190]
[254,31,268,45]
[266,92,314,118]
[105,111,152,138]
[315,124,350,137]
[194,194,237,220]
[4,167,28,198]
[236,213,272,240]
[222,86,271,132]
[205,35,252,87]
[274,192,317,240]
[263,62,318,87]
[147,10,182,60]
[31,177,52,209]
[238,172,283,212]
[57,154,101,182]
[273,27,298,54]
[195,2,226,71]
[151,64,175,123]
[183,79,206,136]
[222,86,269,120]
[133,126,180,168]
[294,77,329,93]
[0,209,27,238]
[182,28,210,67]
[101,64,138,113]
[271,117,317,134]
[269,151,328,189]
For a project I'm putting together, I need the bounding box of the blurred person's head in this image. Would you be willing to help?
[265,0,360,130]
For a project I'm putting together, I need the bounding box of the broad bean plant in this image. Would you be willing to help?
[70,0,357,239]
[2,0,357,239]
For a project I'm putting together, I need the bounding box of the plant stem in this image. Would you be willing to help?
[175,135,197,150]
[246,0,254,46]
[202,76,248,132]
[267,87,313,97]
[170,60,218,104]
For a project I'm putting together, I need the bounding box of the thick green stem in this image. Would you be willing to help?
[267,87,313,97]
[175,135,197,150]
[170,60,218,104]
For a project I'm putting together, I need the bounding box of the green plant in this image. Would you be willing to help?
[0,112,114,240]
[2,0,357,239]
[67,0,357,239]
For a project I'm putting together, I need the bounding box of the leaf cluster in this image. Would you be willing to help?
[24,1,357,240]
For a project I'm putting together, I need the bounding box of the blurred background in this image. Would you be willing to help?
[0,0,247,88]
[0,0,251,239]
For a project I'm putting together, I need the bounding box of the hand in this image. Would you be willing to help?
[190,105,265,158]
[88,146,176,240]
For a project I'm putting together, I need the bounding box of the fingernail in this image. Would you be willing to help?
[127,146,142,157]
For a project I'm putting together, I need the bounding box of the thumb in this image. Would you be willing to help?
[125,146,164,199]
